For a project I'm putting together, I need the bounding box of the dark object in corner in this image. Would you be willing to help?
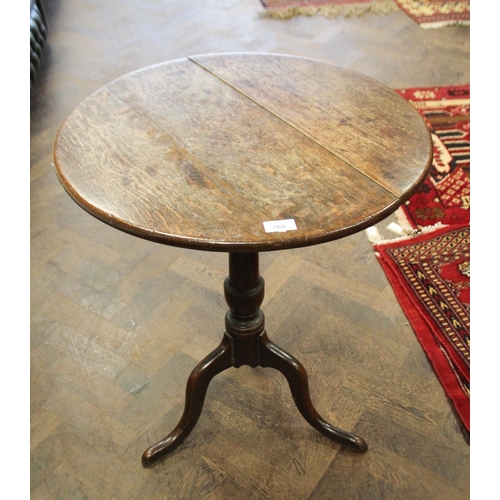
[30,0,48,87]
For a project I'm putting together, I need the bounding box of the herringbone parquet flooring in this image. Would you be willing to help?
[31,1,470,498]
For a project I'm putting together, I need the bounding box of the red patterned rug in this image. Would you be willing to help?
[374,224,470,433]
[373,84,470,434]
[395,0,470,28]
[395,84,470,231]
[259,0,399,19]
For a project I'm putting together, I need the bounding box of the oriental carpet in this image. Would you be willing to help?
[395,84,470,231]
[373,84,470,434]
[259,0,470,27]
[395,0,470,28]
[374,224,470,432]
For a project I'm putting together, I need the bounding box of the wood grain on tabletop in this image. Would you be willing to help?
[53,54,431,252]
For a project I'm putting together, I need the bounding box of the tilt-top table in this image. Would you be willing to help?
[53,53,432,467]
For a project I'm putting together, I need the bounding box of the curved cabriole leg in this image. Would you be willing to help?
[259,332,368,453]
[142,336,233,467]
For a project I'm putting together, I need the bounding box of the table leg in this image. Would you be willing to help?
[142,252,367,467]
[258,333,367,453]
[142,336,233,467]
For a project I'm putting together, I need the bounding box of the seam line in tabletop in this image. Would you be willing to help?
[188,56,397,200]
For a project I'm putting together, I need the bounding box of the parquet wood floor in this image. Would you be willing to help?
[31,1,470,498]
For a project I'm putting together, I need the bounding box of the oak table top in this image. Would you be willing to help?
[54,53,432,253]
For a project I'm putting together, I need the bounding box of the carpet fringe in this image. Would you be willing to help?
[260,0,399,20]
[395,206,416,233]
[374,221,447,247]
[420,20,470,29]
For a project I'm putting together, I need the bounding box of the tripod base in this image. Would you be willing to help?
[142,253,367,467]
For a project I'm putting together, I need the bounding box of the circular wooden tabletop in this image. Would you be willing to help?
[54,53,432,252]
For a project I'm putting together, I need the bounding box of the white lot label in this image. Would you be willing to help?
[263,219,297,233]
